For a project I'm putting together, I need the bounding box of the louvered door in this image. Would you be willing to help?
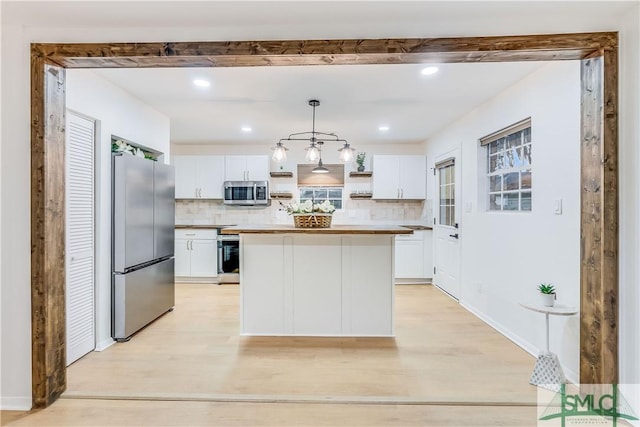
[65,112,96,365]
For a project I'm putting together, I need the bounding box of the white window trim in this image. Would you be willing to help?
[482,119,532,212]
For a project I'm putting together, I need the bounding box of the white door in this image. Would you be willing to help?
[197,156,225,199]
[65,112,96,365]
[173,156,198,198]
[224,156,248,181]
[395,232,425,279]
[399,155,426,199]
[244,155,269,181]
[174,238,191,276]
[372,155,400,199]
[190,239,218,277]
[433,149,461,299]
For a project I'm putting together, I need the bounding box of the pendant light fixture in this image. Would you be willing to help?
[272,99,355,173]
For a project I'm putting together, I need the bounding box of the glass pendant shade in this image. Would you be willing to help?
[305,143,320,162]
[272,142,288,162]
[276,100,354,166]
[338,143,355,162]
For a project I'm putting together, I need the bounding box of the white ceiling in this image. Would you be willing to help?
[7,1,635,146]
[88,61,547,145]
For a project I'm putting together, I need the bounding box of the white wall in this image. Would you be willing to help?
[66,70,170,352]
[425,61,582,380]
[617,5,640,417]
[1,2,638,411]
[1,24,32,411]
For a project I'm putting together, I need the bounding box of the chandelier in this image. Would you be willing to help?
[272,99,356,174]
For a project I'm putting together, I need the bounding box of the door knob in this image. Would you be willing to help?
[449,233,459,239]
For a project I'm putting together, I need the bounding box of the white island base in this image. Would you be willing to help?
[224,225,412,337]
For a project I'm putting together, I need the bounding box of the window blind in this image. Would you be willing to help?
[435,157,455,169]
[479,117,531,146]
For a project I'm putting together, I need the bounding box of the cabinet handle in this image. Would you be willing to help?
[190,240,194,250]
[198,188,202,198]
[186,240,190,250]
[195,188,198,198]
[185,233,196,236]
[401,189,404,198]
[449,233,459,239]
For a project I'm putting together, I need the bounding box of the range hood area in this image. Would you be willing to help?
[297,164,345,186]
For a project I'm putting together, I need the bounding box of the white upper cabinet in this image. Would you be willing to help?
[173,156,198,198]
[197,156,225,198]
[399,155,427,199]
[173,155,225,199]
[225,155,269,181]
[372,155,426,200]
[371,156,400,199]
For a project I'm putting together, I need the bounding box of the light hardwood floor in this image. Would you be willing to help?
[2,284,540,426]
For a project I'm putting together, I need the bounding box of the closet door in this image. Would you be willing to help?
[66,112,96,365]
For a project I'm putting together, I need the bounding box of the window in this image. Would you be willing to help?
[481,119,532,212]
[299,187,343,210]
[436,159,456,227]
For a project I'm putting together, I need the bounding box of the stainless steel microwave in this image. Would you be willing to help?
[223,181,269,206]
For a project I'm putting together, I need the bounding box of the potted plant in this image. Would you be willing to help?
[537,283,556,307]
[356,152,366,172]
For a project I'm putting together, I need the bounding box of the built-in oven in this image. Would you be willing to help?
[217,231,239,284]
[223,181,269,206]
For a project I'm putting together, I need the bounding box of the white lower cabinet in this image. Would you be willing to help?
[175,229,217,279]
[395,230,433,280]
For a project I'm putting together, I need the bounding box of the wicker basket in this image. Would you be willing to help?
[292,213,332,228]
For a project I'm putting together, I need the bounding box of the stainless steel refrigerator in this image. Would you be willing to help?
[112,153,175,342]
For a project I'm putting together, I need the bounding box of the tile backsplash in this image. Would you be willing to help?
[176,199,429,226]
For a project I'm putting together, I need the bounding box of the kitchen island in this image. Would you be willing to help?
[221,225,412,337]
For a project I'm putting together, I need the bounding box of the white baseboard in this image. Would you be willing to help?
[460,300,579,385]
[0,396,32,411]
[95,337,115,352]
[394,278,432,285]
[460,300,537,356]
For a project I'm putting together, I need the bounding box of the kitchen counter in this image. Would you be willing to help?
[221,224,412,235]
[234,223,405,337]
[399,224,432,230]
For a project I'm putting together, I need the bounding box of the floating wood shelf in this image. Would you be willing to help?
[270,171,294,178]
[350,192,373,199]
[270,192,294,199]
[349,171,373,177]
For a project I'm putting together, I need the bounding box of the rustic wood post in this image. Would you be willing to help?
[31,52,67,407]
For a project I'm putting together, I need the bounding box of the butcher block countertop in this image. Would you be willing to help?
[221,225,413,235]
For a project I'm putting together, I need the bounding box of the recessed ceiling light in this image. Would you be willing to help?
[192,79,211,88]
[378,125,390,132]
[420,66,439,76]
[241,126,252,132]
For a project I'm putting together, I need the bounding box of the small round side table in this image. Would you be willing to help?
[520,302,578,391]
